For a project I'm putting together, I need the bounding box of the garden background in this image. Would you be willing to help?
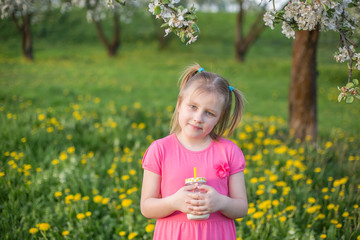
[0,6,359,240]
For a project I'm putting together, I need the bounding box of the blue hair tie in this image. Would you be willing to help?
[198,67,204,73]
[229,86,234,92]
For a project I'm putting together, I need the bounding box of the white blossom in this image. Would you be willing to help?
[263,10,275,30]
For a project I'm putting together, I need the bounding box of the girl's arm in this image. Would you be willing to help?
[187,171,248,219]
[140,169,195,219]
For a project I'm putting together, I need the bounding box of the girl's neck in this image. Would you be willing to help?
[175,132,212,152]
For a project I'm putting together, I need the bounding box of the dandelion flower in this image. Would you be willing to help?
[86,211,92,217]
[54,191,62,197]
[29,228,38,234]
[37,223,50,231]
[119,231,126,236]
[320,234,327,239]
[121,199,133,208]
[62,230,69,236]
[93,195,103,203]
[145,224,155,232]
[77,213,85,220]
[0,172,5,177]
[128,232,138,239]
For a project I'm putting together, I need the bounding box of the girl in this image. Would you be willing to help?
[141,64,248,239]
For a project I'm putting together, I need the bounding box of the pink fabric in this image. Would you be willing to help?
[142,134,246,240]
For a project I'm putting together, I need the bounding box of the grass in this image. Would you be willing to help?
[0,8,359,240]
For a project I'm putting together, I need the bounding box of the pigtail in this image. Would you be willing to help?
[178,63,202,91]
[226,88,245,137]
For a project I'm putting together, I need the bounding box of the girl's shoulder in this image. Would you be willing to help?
[148,134,177,149]
[216,137,240,148]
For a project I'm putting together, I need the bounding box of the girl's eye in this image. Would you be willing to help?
[189,105,197,110]
[206,111,215,117]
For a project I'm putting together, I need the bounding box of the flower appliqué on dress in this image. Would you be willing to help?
[215,162,230,179]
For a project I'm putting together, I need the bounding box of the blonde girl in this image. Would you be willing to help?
[141,64,248,240]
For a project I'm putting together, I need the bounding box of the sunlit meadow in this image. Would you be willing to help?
[1,9,360,240]
[1,92,359,239]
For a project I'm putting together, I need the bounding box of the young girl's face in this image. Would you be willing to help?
[177,85,224,141]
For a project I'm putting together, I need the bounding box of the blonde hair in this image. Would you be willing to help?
[170,63,245,139]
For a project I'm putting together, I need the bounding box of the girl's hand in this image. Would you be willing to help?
[168,184,198,213]
[185,185,224,215]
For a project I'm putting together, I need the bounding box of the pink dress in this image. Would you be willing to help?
[142,134,246,240]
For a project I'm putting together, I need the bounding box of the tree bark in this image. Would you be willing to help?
[94,12,120,57]
[234,0,266,62]
[12,12,34,61]
[289,30,319,141]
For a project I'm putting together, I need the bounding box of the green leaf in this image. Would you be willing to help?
[192,23,200,34]
[353,79,359,85]
[154,6,161,15]
[162,0,170,4]
[355,95,360,100]
[160,23,169,28]
[338,94,343,102]
[346,96,354,103]
[346,82,354,88]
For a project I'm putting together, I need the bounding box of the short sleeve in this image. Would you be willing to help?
[142,141,162,175]
[229,142,246,175]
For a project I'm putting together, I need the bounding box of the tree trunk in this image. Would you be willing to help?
[234,0,266,62]
[289,30,319,142]
[94,12,120,57]
[12,12,34,61]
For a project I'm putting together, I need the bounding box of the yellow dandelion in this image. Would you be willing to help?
[138,122,146,130]
[62,230,69,236]
[67,146,75,154]
[308,197,316,204]
[37,223,50,231]
[0,172,5,177]
[253,211,265,219]
[121,199,133,208]
[145,224,155,233]
[314,167,321,173]
[54,192,62,197]
[38,114,45,121]
[129,169,136,175]
[119,231,126,236]
[128,232,138,239]
[325,141,333,148]
[256,189,264,195]
[59,152,67,161]
[122,175,130,181]
[29,228,38,234]
[77,213,85,220]
[93,195,103,203]
[342,212,349,217]
[52,159,59,165]
[21,137,26,143]
[279,216,287,222]
[320,234,327,239]
[102,198,110,205]
[86,211,92,217]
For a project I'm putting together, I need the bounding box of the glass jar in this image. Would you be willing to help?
[185,177,210,220]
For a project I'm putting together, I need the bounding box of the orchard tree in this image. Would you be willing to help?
[235,0,267,62]
[65,0,146,57]
[263,0,359,140]
[0,0,54,60]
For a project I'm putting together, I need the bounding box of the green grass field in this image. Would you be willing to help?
[0,9,359,240]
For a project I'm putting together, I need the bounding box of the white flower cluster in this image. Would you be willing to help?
[148,0,199,45]
[335,46,360,70]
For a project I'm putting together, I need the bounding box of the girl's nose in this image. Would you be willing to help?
[193,112,203,123]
